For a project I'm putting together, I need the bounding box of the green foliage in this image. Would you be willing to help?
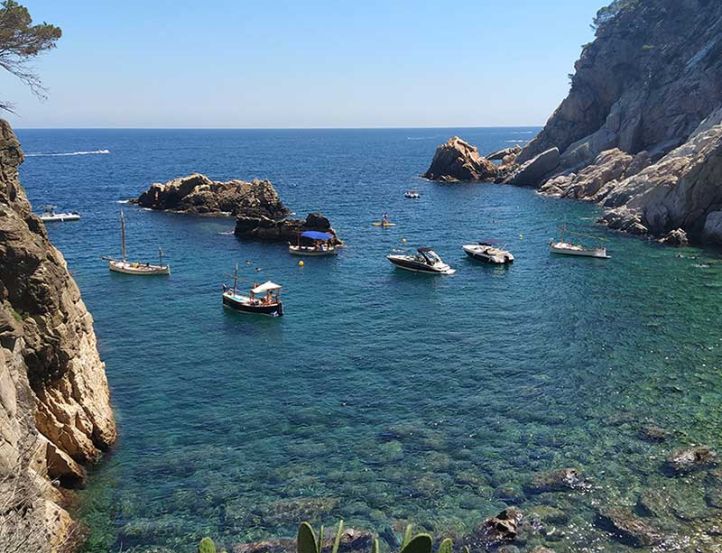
[198,536,217,553]
[296,522,450,553]
[400,534,432,553]
[331,520,345,553]
[298,522,320,553]
[591,0,640,32]
[0,0,62,110]
[437,538,453,553]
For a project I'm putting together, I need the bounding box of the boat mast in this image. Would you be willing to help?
[158,247,164,267]
[120,209,127,260]
[233,263,238,295]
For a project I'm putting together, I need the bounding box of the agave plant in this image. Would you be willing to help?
[198,536,217,553]
[297,519,346,553]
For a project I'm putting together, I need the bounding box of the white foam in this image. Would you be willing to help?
[26,149,110,157]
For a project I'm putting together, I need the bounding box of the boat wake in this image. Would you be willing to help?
[406,136,438,141]
[26,149,110,157]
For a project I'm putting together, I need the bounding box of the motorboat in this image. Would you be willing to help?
[222,266,283,317]
[404,190,421,199]
[105,209,170,275]
[463,242,514,264]
[549,241,610,259]
[39,205,80,222]
[288,230,338,256]
[387,247,455,275]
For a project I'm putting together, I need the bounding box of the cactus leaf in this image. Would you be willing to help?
[400,534,433,553]
[319,525,325,553]
[437,538,453,553]
[298,522,319,553]
[371,538,380,553]
[462,546,470,553]
[401,525,413,549]
[198,537,217,553]
[331,520,345,553]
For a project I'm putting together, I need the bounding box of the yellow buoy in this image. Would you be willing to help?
[298,260,304,267]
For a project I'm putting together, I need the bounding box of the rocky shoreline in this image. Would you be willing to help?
[133,173,342,245]
[0,119,117,551]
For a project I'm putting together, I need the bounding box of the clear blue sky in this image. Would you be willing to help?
[4,0,605,128]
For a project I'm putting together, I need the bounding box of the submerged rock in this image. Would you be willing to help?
[665,446,717,475]
[638,424,669,443]
[234,529,373,553]
[470,507,524,547]
[423,136,497,182]
[135,173,290,218]
[524,468,589,494]
[596,508,664,547]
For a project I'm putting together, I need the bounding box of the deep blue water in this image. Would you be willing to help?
[16,128,722,552]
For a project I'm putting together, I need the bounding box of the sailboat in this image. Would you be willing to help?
[550,225,610,259]
[105,210,171,275]
[222,264,284,317]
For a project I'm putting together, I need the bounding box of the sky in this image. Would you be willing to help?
[3,0,606,128]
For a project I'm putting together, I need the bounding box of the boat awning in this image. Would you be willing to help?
[251,281,282,294]
[301,230,333,240]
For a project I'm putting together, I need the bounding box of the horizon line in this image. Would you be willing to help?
[11,125,543,131]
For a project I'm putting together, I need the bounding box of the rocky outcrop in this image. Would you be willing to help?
[135,173,290,219]
[524,467,589,494]
[504,147,560,186]
[0,119,116,551]
[423,136,497,182]
[510,0,722,244]
[234,211,341,244]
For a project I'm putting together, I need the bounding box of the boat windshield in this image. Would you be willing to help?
[422,250,441,264]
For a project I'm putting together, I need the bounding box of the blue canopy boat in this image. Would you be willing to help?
[288,230,338,256]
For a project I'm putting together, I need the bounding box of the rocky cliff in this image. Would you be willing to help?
[510,0,722,245]
[0,120,116,551]
[423,136,499,182]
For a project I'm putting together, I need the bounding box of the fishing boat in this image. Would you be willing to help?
[288,230,338,256]
[39,205,80,222]
[550,226,610,259]
[222,265,283,317]
[404,190,421,199]
[463,242,514,264]
[387,247,456,275]
[105,210,171,275]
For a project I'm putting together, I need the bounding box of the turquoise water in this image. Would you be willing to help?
[17,129,722,552]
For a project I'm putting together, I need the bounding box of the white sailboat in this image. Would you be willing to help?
[105,210,170,275]
[550,226,610,259]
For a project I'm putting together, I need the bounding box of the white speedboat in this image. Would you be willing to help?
[387,247,455,275]
[404,190,421,199]
[288,230,338,256]
[463,242,514,265]
[550,241,610,259]
[105,210,170,275]
[39,206,80,222]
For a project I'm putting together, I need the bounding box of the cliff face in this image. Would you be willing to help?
[0,120,116,551]
[513,0,722,244]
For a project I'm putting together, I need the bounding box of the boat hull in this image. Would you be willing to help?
[222,293,283,316]
[41,214,80,222]
[387,255,455,275]
[463,245,514,265]
[108,260,171,275]
[288,245,337,256]
[550,243,610,259]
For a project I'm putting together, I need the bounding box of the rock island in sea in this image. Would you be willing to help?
[133,172,342,244]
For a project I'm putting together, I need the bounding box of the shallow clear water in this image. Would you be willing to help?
[16,128,722,552]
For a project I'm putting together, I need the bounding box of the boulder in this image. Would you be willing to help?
[658,228,689,247]
[134,173,290,219]
[524,468,589,494]
[595,508,664,547]
[472,507,524,547]
[487,145,522,162]
[664,446,717,475]
[423,136,497,182]
[234,211,341,244]
[504,148,560,186]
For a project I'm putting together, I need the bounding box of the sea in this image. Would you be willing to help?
[15,128,722,552]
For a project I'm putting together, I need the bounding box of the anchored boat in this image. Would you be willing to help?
[387,247,455,275]
[105,210,170,275]
[404,190,421,199]
[372,213,396,228]
[463,242,514,265]
[288,230,338,256]
[550,226,610,259]
[222,265,283,317]
[39,205,80,222]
